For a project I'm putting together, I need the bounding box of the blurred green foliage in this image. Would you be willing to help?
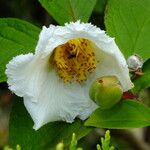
[55,130,114,150]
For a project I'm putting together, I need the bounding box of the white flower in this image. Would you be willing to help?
[5,21,133,130]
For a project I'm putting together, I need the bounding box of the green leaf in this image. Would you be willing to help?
[9,97,92,150]
[133,59,150,92]
[85,100,150,128]
[0,18,40,82]
[94,0,107,14]
[39,0,97,25]
[105,0,150,60]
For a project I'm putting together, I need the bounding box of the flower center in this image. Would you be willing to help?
[50,38,96,83]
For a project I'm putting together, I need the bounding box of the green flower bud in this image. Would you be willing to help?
[89,76,123,109]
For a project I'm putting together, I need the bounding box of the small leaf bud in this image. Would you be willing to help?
[127,54,143,70]
[56,143,64,150]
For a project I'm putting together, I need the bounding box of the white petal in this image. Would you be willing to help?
[6,52,97,130]
[35,25,57,54]
[6,53,34,98]
[23,70,97,130]
[36,21,133,91]
[6,53,52,102]
[93,41,134,91]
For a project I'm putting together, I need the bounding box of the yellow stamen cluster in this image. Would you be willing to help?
[50,38,96,83]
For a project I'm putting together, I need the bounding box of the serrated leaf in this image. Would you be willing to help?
[85,100,150,128]
[9,98,92,150]
[0,18,40,82]
[39,0,97,25]
[105,0,150,60]
[133,59,150,92]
